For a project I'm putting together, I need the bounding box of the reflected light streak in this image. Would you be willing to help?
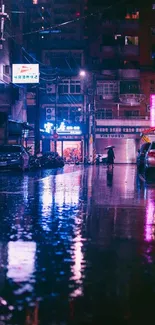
[70,234,83,298]
[7,241,36,282]
[23,175,29,203]
[145,196,155,242]
[124,162,135,199]
[55,173,80,208]
[40,176,53,217]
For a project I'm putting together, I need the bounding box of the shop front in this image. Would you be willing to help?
[56,136,83,162]
[95,124,153,163]
[44,135,83,162]
[96,134,138,163]
[42,121,84,162]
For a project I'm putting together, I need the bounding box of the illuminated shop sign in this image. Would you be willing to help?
[57,122,82,135]
[44,122,54,134]
[12,64,39,84]
[43,122,82,135]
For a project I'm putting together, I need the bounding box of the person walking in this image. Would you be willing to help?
[107,147,115,170]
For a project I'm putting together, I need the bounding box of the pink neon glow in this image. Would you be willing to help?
[150,94,155,127]
[145,199,155,242]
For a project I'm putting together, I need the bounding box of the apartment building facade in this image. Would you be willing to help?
[87,4,150,163]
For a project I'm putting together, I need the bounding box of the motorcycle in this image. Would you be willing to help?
[29,155,41,170]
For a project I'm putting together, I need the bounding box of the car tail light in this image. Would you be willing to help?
[148,152,155,157]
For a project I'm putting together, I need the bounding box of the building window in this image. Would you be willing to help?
[58,81,69,94]
[115,34,122,40]
[57,106,81,123]
[97,86,103,95]
[150,86,155,93]
[97,83,117,96]
[96,109,112,119]
[58,80,81,94]
[125,36,138,45]
[3,65,10,76]
[70,81,81,93]
[151,44,155,59]
[124,110,139,117]
[120,81,140,94]
[151,27,155,35]
[125,11,139,19]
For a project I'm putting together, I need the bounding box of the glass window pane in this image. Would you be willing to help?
[76,85,81,93]
[64,85,68,93]
[58,85,63,93]
[70,85,75,93]
[97,86,103,95]
[109,84,114,92]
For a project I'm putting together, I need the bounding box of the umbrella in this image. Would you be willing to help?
[104,146,115,150]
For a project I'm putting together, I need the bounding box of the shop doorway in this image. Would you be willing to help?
[57,141,82,163]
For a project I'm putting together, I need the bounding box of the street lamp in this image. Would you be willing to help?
[79,69,87,78]
[79,69,96,164]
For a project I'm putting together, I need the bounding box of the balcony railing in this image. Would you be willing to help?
[102,19,139,33]
[101,45,139,59]
[95,114,149,120]
[119,69,140,79]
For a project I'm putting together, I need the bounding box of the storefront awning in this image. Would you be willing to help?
[8,120,33,136]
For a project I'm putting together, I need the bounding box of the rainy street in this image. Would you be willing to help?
[0,164,155,324]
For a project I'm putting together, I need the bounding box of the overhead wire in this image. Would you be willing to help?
[3,0,129,79]
[7,0,128,38]
[0,0,130,88]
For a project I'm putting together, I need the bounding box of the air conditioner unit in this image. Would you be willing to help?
[46,114,52,120]
[46,84,56,94]
[46,107,54,121]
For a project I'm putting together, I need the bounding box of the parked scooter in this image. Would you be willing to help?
[40,152,65,168]
[29,155,41,170]
[96,155,100,165]
[84,157,91,165]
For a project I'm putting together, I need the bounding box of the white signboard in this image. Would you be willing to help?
[12,64,39,84]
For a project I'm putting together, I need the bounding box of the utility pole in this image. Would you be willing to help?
[0,3,9,49]
[92,73,96,164]
[34,85,40,155]
[88,73,96,164]
[54,76,58,155]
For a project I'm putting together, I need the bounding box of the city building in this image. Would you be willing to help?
[24,0,88,160]
[87,2,150,163]
[139,2,155,127]
[0,1,12,144]
[0,0,29,145]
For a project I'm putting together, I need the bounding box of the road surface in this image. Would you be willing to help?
[0,164,154,324]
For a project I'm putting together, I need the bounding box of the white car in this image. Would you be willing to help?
[0,145,29,171]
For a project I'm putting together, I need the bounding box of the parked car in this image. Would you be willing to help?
[144,141,155,177]
[137,142,150,172]
[0,145,29,171]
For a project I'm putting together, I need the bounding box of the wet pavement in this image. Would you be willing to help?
[0,164,155,324]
